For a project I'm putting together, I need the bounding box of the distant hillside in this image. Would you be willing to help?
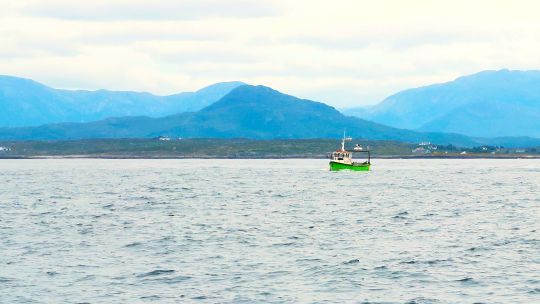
[0,84,517,147]
[0,75,244,127]
[164,85,477,146]
[2,138,537,159]
[0,138,421,158]
[347,70,540,138]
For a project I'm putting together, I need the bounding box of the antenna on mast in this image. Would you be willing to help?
[341,129,352,151]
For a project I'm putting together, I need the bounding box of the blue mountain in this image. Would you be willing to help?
[345,70,540,138]
[0,75,244,127]
[1,79,539,147]
[2,84,528,147]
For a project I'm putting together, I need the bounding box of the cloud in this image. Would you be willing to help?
[78,22,229,45]
[134,41,262,64]
[282,31,492,51]
[21,0,280,21]
[1,0,540,107]
[0,17,81,58]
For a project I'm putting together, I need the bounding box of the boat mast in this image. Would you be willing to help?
[341,130,346,151]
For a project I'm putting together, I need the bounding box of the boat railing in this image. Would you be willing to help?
[350,149,371,164]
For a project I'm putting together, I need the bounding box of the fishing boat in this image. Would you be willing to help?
[329,136,371,171]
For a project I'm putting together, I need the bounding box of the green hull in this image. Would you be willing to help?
[329,161,370,171]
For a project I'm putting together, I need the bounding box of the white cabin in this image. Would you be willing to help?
[331,150,353,164]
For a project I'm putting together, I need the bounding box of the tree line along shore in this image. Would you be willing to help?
[0,138,539,159]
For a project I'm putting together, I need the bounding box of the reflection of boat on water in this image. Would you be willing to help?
[329,135,371,171]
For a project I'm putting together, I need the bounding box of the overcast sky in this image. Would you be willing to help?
[1,0,540,107]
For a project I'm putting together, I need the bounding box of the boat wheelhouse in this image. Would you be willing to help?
[329,135,371,171]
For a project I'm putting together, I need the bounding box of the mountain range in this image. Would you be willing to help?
[0,75,244,127]
[1,71,540,147]
[2,84,540,147]
[343,69,540,138]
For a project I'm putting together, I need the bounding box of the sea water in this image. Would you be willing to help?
[0,159,539,303]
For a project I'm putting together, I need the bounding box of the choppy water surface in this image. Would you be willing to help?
[1,159,539,303]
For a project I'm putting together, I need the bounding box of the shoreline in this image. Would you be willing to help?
[1,139,538,160]
[2,155,539,160]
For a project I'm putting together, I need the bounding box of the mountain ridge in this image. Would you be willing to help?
[2,84,539,147]
[344,69,540,137]
[0,75,245,127]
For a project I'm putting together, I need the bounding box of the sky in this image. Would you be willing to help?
[1,0,540,107]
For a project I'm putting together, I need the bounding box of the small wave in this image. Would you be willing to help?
[137,269,175,277]
[426,259,451,265]
[160,236,175,241]
[400,259,451,265]
[124,242,142,248]
[266,270,290,277]
[162,275,191,284]
[272,242,295,247]
[405,297,441,303]
[296,258,322,263]
[140,295,160,300]
[78,228,93,235]
[0,277,13,283]
[75,275,95,282]
[393,211,409,219]
[343,259,360,265]
[456,277,477,284]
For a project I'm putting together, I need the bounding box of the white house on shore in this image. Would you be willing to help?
[412,147,431,154]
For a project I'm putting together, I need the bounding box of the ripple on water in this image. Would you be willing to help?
[124,242,142,248]
[137,270,175,278]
